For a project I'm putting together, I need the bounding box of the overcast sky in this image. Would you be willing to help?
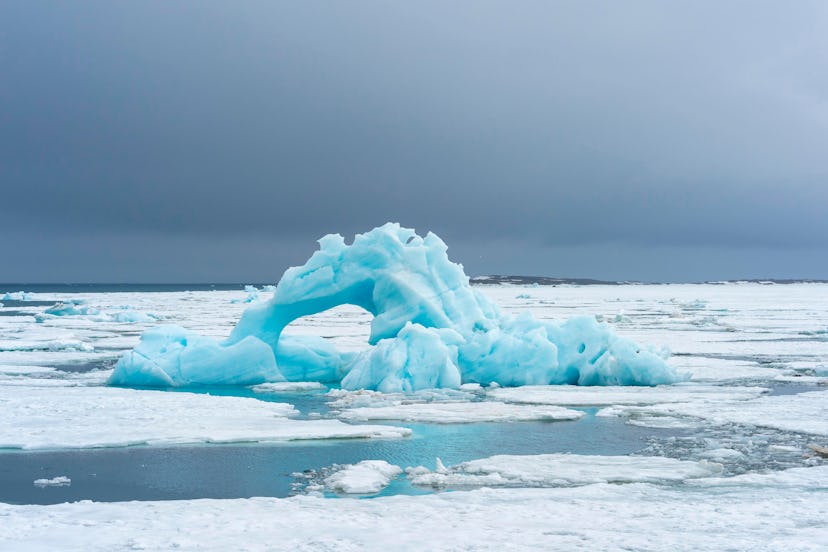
[2,1,827,282]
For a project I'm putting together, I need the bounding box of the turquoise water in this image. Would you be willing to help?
[0,410,675,505]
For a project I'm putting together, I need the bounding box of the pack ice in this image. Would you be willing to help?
[109,224,683,391]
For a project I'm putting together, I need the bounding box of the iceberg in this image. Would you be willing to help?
[109,223,684,391]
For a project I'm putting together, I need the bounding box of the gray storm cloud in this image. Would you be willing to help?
[1,1,826,281]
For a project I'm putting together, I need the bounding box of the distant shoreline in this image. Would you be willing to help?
[2,277,828,294]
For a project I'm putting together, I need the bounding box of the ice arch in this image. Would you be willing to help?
[109,223,685,391]
[227,226,498,349]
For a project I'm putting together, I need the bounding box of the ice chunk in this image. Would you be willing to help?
[109,325,283,387]
[1,291,34,301]
[324,460,402,494]
[42,303,100,317]
[38,303,157,323]
[231,285,260,304]
[111,224,684,390]
[407,454,722,488]
[108,307,157,323]
[341,324,463,392]
[33,476,71,488]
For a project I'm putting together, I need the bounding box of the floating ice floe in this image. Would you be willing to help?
[598,389,828,436]
[36,302,157,324]
[42,302,100,317]
[251,381,326,393]
[0,339,93,352]
[110,224,684,391]
[406,453,722,488]
[669,356,782,381]
[336,401,585,424]
[324,460,402,494]
[488,383,768,406]
[0,386,410,449]
[33,476,71,488]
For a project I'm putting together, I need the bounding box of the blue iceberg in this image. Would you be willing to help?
[109,223,684,391]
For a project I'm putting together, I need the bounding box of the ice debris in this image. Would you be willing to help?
[37,303,157,323]
[33,476,71,488]
[110,223,684,391]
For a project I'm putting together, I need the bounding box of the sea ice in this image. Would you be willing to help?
[0,339,93,352]
[323,460,402,494]
[488,383,768,406]
[4,466,826,551]
[406,453,722,488]
[42,303,100,317]
[1,291,34,301]
[33,476,71,488]
[336,401,585,424]
[0,386,410,449]
[251,381,326,393]
[598,389,828,436]
[110,224,683,391]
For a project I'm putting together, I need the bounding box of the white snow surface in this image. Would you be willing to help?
[407,453,722,488]
[598,389,828,436]
[337,401,585,423]
[2,466,827,551]
[324,460,403,494]
[0,386,410,449]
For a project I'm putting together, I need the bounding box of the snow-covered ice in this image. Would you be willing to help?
[337,401,585,424]
[323,460,403,494]
[406,453,722,488]
[598,389,828,436]
[2,275,828,549]
[32,476,71,488]
[2,466,826,551]
[489,383,768,406]
[0,386,410,449]
[250,381,326,393]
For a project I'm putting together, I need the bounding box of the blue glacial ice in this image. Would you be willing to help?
[36,302,157,323]
[109,223,685,391]
[1,291,34,301]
